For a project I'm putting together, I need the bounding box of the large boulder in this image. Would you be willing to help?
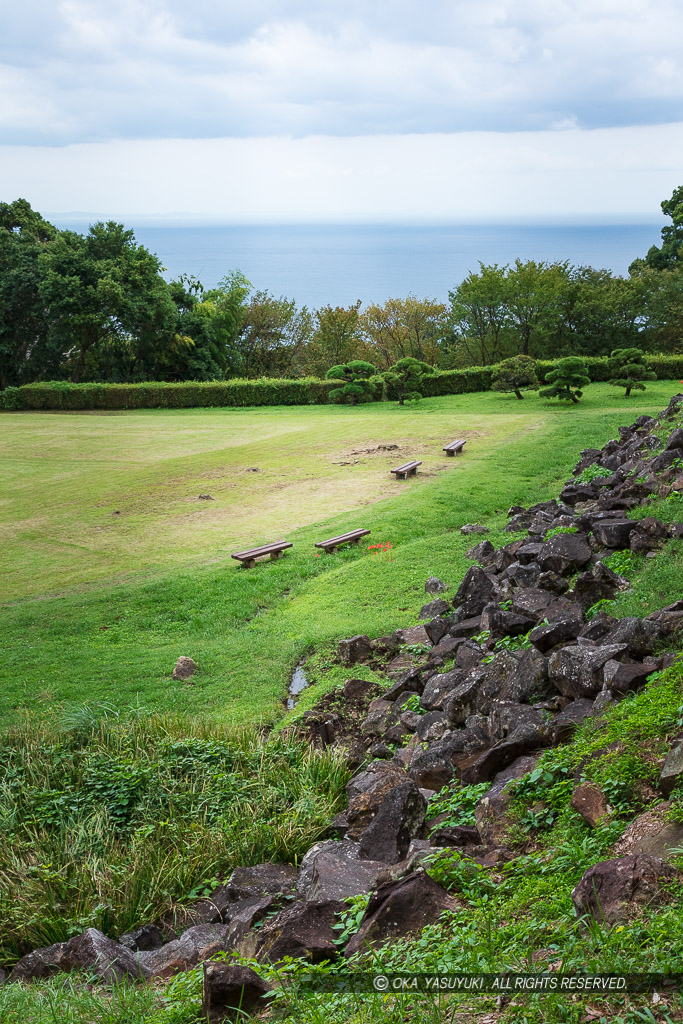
[572,562,625,610]
[614,803,683,860]
[344,871,458,957]
[357,782,427,863]
[571,855,676,925]
[255,899,343,964]
[475,755,539,843]
[460,724,546,784]
[548,643,628,699]
[537,534,592,576]
[296,841,388,902]
[479,604,537,639]
[419,598,451,620]
[453,566,497,618]
[420,668,468,712]
[139,924,246,979]
[202,963,273,1023]
[601,617,662,658]
[11,928,149,984]
[591,519,637,549]
[118,924,164,952]
[497,648,551,703]
[338,635,373,666]
[659,738,683,798]
[529,618,583,654]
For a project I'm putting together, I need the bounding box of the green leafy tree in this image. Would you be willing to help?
[491,354,539,400]
[325,359,378,405]
[235,290,312,378]
[302,300,365,377]
[539,356,590,404]
[447,264,511,366]
[631,185,683,272]
[382,357,434,404]
[504,259,569,357]
[360,296,446,368]
[607,347,656,397]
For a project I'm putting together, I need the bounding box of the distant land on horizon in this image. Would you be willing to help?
[52,219,663,308]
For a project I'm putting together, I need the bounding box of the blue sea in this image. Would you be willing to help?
[56,221,663,308]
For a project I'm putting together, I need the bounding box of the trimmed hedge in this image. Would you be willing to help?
[2,355,682,411]
[0,378,342,411]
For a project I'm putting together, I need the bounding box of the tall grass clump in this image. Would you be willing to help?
[0,708,349,963]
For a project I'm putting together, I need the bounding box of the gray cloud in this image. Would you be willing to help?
[2,0,683,144]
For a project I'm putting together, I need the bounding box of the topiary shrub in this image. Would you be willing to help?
[491,354,540,400]
[540,356,590,404]
[608,347,657,397]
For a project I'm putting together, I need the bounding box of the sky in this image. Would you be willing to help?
[1,0,682,221]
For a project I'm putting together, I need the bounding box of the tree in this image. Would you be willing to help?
[504,260,569,358]
[360,296,446,368]
[631,185,683,272]
[558,267,646,357]
[383,357,434,404]
[491,355,539,400]
[234,291,312,378]
[607,347,656,398]
[539,357,590,404]
[325,360,378,405]
[301,301,365,377]
[447,264,510,366]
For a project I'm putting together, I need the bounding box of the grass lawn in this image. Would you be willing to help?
[0,382,679,728]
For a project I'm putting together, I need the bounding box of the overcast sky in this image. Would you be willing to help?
[1,0,682,220]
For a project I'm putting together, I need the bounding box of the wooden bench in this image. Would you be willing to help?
[443,439,467,457]
[231,541,292,569]
[391,460,422,479]
[315,528,370,554]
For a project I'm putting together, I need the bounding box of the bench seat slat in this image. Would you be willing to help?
[443,439,466,453]
[315,528,370,549]
[232,541,293,560]
[392,461,421,473]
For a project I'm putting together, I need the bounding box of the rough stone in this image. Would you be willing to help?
[357,782,427,863]
[548,643,628,699]
[466,539,495,561]
[510,587,554,618]
[659,739,683,798]
[579,612,618,643]
[408,746,455,790]
[488,701,547,742]
[603,660,657,695]
[419,598,451,620]
[460,724,545,784]
[172,656,197,681]
[416,711,450,743]
[118,924,165,952]
[202,963,273,1023]
[139,924,243,979]
[344,871,458,957]
[342,678,380,701]
[537,533,592,575]
[602,617,661,658]
[550,698,596,744]
[572,562,625,610]
[11,928,150,984]
[425,576,448,594]
[529,618,583,654]
[338,635,373,666]
[256,899,343,964]
[296,840,388,901]
[461,523,490,535]
[347,760,408,802]
[571,854,676,925]
[479,604,536,639]
[420,669,467,712]
[614,803,683,861]
[591,519,637,548]
[453,566,498,619]
[424,616,450,645]
[475,755,539,843]
[498,648,551,703]
[571,783,610,827]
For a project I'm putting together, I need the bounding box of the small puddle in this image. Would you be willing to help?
[287,661,309,710]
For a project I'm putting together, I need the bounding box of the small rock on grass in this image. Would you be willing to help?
[460,524,489,535]
[202,963,272,1023]
[173,656,197,681]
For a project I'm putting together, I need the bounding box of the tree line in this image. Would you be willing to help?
[1,190,682,389]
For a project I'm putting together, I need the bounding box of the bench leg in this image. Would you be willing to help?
[326,546,338,554]
[270,550,284,561]
[244,558,256,569]
[446,450,455,457]
[409,467,417,476]
[455,449,463,456]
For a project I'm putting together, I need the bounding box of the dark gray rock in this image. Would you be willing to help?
[665,428,683,450]
[504,561,542,586]
[428,636,466,662]
[453,566,498,618]
[408,746,454,790]
[358,782,427,863]
[344,871,458,957]
[139,924,242,979]
[660,394,683,420]
[592,519,637,548]
[466,539,495,561]
[346,760,408,802]
[659,739,683,798]
[202,963,273,1023]
[475,754,539,843]
[118,924,164,952]
[425,576,448,594]
[572,561,625,610]
[578,612,618,643]
[498,648,551,703]
[602,617,661,658]
[453,640,485,673]
[529,618,583,654]
[172,656,197,681]
[416,711,449,743]
[429,824,481,847]
[603,660,657,694]
[460,725,546,784]
[461,523,490,535]
[420,668,467,712]
[343,678,381,700]
[255,900,343,964]
[480,604,536,638]
[297,840,388,901]
[424,616,449,645]
[510,587,554,618]
[488,701,547,742]
[572,855,676,925]
[10,928,149,984]
[419,598,451,620]
[548,643,628,698]
[550,698,596,744]
[338,635,373,666]
[516,541,544,564]
[537,534,592,575]
[447,615,484,639]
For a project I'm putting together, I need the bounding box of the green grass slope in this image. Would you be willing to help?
[1,383,679,728]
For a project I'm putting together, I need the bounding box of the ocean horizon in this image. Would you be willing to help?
[54,221,663,309]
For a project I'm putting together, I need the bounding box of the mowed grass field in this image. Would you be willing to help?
[1,383,679,727]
